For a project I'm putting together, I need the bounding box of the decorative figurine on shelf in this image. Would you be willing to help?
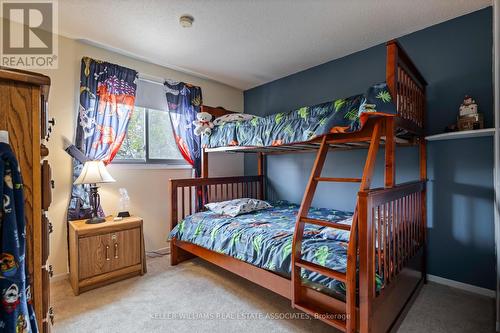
[457,95,483,131]
[117,188,131,218]
[459,95,478,116]
[193,111,214,136]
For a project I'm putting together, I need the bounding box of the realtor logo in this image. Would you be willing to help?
[1,0,58,68]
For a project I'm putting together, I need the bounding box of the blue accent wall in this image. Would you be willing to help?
[244,8,494,289]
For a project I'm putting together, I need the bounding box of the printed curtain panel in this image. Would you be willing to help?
[164,80,203,176]
[0,143,38,332]
[67,57,137,221]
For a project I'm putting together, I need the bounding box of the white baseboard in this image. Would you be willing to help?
[427,274,495,298]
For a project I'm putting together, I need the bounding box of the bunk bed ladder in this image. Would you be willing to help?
[291,120,383,333]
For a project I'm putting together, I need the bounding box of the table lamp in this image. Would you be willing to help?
[74,160,115,224]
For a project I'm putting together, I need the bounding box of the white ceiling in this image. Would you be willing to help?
[58,0,491,90]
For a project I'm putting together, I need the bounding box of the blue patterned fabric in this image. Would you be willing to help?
[0,143,37,332]
[165,80,203,176]
[203,83,395,148]
[169,200,383,298]
[68,57,138,220]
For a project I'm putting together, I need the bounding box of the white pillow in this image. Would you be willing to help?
[213,113,258,125]
[205,198,272,217]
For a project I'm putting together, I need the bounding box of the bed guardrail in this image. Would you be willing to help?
[357,180,426,332]
[386,40,427,136]
[170,175,264,230]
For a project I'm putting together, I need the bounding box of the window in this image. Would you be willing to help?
[115,106,185,164]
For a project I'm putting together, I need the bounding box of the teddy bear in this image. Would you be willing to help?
[193,112,214,136]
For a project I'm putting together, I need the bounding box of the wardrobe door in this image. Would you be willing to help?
[0,81,44,327]
[0,69,51,332]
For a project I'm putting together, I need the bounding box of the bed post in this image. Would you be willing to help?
[386,40,398,102]
[202,148,208,178]
[384,117,395,188]
[257,152,266,200]
[357,120,382,333]
[358,192,373,333]
[385,41,397,190]
[170,179,179,265]
[419,65,427,282]
[420,138,427,282]
[170,179,196,266]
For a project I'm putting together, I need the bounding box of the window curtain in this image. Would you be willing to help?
[164,80,203,176]
[67,57,137,221]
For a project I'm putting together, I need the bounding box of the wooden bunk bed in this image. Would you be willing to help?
[169,40,427,333]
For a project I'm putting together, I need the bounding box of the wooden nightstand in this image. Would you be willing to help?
[69,216,146,295]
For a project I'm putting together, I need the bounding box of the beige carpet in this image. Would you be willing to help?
[51,256,495,333]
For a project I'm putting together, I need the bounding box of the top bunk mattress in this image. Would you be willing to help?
[202,82,395,149]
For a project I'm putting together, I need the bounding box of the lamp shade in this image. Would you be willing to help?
[74,160,115,185]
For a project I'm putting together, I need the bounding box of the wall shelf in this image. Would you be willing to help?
[425,128,495,141]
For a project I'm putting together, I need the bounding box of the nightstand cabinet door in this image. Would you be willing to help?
[78,234,112,280]
[110,228,141,271]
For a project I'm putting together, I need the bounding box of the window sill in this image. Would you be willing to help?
[108,163,192,170]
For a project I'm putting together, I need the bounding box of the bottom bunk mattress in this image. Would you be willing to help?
[169,200,382,299]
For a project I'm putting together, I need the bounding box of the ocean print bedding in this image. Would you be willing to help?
[202,82,395,148]
[169,200,383,299]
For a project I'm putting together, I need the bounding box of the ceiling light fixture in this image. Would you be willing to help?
[179,15,194,28]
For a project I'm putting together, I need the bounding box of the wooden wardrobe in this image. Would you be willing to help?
[0,67,53,332]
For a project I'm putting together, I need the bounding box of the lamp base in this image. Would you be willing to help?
[85,216,106,224]
[86,184,105,224]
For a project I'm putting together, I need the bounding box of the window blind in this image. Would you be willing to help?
[135,78,167,111]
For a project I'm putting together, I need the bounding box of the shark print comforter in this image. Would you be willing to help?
[202,83,395,148]
[169,200,382,299]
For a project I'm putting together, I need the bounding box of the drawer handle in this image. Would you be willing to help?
[106,245,110,261]
[114,243,118,259]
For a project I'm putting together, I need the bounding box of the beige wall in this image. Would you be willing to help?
[38,35,244,277]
